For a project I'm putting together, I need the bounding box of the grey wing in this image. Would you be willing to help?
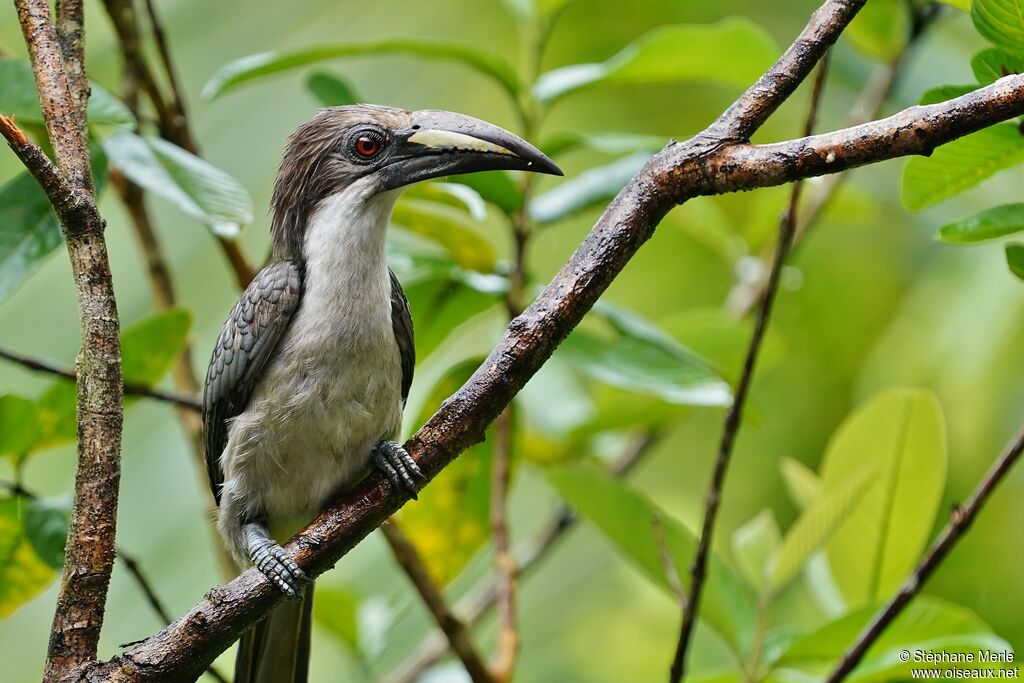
[203,260,303,504]
[389,268,415,404]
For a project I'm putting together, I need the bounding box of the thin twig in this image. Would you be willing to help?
[669,54,832,683]
[825,426,1024,682]
[381,522,496,683]
[0,344,201,412]
[142,0,194,152]
[69,6,1024,679]
[383,432,660,683]
[489,408,519,682]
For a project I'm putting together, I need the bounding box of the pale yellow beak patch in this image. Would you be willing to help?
[408,129,515,156]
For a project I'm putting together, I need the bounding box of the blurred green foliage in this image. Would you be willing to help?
[0,0,1022,681]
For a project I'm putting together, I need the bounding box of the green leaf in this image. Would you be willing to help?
[540,130,664,157]
[534,18,778,103]
[845,0,910,62]
[404,182,487,222]
[972,48,1024,84]
[1006,242,1024,279]
[530,152,650,224]
[22,498,70,569]
[120,308,193,386]
[938,203,1024,243]
[547,467,756,654]
[0,59,134,128]
[778,457,821,511]
[0,395,43,463]
[774,596,1009,682]
[918,85,975,105]
[940,0,971,10]
[313,586,359,651]
[102,131,253,238]
[0,497,55,618]
[823,389,947,607]
[901,124,1024,210]
[557,323,731,407]
[0,148,107,304]
[399,359,492,584]
[392,199,496,273]
[732,510,781,593]
[304,71,360,106]
[203,39,521,100]
[770,466,875,590]
[450,172,522,216]
[973,0,1024,55]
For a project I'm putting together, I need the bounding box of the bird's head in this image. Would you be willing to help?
[270,104,561,259]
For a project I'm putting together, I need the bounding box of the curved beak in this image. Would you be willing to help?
[380,109,562,190]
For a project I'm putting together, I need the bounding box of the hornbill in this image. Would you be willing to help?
[202,104,561,683]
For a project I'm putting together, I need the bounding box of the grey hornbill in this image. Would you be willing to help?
[202,104,561,683]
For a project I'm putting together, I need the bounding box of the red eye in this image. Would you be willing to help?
[355,135,381,157]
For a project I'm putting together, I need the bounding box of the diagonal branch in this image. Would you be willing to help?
[671,54,831,683]
[826,426,1024,682]
[59,3,1024,680]
[0,344,202,411]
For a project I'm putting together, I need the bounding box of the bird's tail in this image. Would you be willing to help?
[235,581,314,683]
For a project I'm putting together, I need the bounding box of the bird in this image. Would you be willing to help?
[201,104,561,683]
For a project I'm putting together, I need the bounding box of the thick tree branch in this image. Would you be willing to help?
[2,2,124,671]
[381,522,496,683]
[826,426,1024,682]
[60,2,1024,679]
[671,55,831,683]
[0,344,202,411]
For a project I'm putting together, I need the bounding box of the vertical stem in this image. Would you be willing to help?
[669,54,831,683]
[489,407,519,682]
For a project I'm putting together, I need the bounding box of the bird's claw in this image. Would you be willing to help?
[372,440,425,498]
[248,535,307,600]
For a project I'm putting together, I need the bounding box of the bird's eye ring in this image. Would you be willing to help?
[353,132,383,158]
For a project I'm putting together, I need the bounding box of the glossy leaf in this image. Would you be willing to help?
[204,39,521,99]
[845,0,909,62]
[1006,242,1024,279]
[973,0,1024,55]
[778,457,821,511]
[102,131,254,238]
[398,359,492,584]
[918,84,975,105]
[404,182,487,222]
[0,59,134,128]
[774,596,1009,682]
[534,18,777,103]
[392,200,496,273]
[547,467,757,654]
[901,124,1024,210]
[0,497,55,618]
[530,152,650,224]
[557,325,731,407]
[732,509,781,593]
[304,71,360,106]
[451,172,522,215]
[23,498,69,569]
[971,48,1024,83]
[938,203,1024,243]
[313,586,359,651]
[823,389,947,607]
[770,467,875,590]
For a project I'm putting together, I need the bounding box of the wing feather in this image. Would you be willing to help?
[389,269,415,404]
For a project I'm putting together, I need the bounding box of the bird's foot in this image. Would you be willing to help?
[243,523,307,599]
[371,440,425,498]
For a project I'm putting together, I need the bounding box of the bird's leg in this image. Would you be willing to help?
[243,521,308,599]
[371,440,425,498]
